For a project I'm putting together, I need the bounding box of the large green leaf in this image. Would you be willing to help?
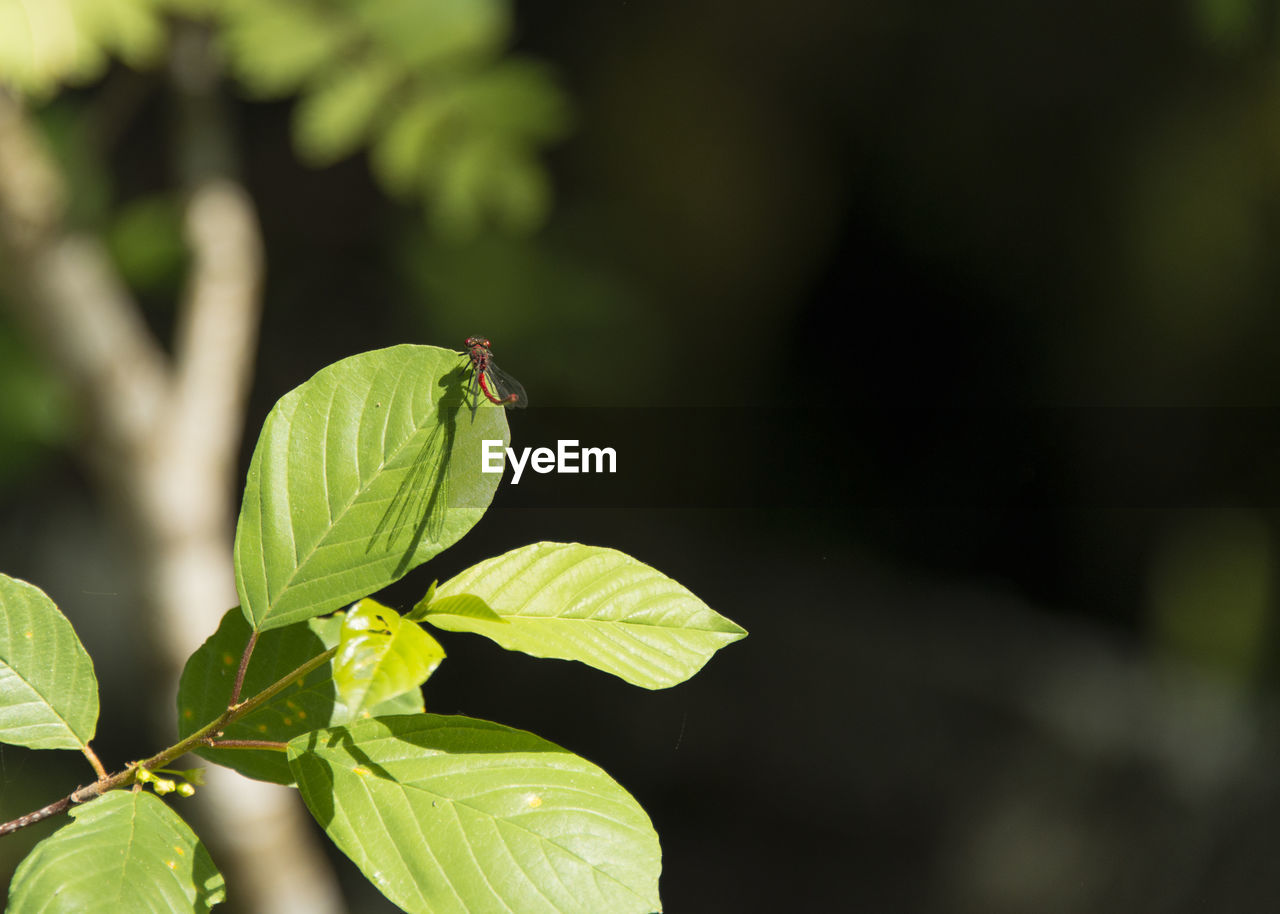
[7,791,225,913]
[177,606,424,785]
[334,598,445,715]
[233,344,506,632]
[425,542,747,689]
[0,574,98,750]
[289,714,662,914]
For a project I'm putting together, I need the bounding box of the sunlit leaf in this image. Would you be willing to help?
[178,606,424,785]
[289,714,662,914]
[7,791,225,913]
[427,542,747,689]
[0,574,98,750]
[333,597,445,714]
[233,344,506,632]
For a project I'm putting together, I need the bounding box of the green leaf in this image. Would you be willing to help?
[0,0,164,97]
[369,84,463,196]
[427,542,747,689]
[216,0,569,237]
[351,0,507,69]
[414,590,505,624]
[426,137,504,240]
[233,344,507,632]
[294,58,402,166]
[178,606,424,785]
[79,0,164,69]
[402,579,437,621]
[334,597,445,714]
[289,714,662,914]
[484,144,552,234]
[459,58,572,142]
[7,791,225,913]
[0,574,98,750]
[218,0,355,97]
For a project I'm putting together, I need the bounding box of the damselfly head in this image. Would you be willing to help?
[464,336,491,350]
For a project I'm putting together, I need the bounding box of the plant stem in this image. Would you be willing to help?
[207,739,288,751]
[0,644,338,836]
[82,745,107,779]
[229,629,259,706]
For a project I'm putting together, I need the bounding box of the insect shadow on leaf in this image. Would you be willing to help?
[369,380,462,577]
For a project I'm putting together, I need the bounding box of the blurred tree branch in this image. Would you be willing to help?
[0,3,568,909]
[0,24,344,912]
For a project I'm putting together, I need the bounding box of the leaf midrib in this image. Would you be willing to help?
[255,369,442,623]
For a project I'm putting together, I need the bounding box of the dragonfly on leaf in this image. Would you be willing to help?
[464,336,527,410]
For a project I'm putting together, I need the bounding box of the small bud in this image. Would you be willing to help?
[177,783,196,798]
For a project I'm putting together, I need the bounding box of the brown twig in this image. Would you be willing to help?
[0,645,338,837]
[229,630,259,706]
[207,739,288,751]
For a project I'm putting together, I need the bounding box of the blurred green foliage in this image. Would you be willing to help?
[1148,509,1273,684]
[397,230,664,404]
[217,0,571,238]
[106,195,188,294]
[1191,0,1261,51]
[0,0,570,239]
[31,101,114,229]
[0,323,74,491]
[0,0,164,97]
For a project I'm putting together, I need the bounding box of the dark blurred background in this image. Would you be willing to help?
[5,0,1280,911]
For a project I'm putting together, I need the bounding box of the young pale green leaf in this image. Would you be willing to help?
[233,344,506,632]
[334,598,445,714]
[289,714,662,914]
[403,579,437,621]
[426,542,747,689]
[177,607,423,785]
[0,574,98,750]
[7,791,225,913]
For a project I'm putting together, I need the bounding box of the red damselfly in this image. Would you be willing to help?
[464,336,528,409]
